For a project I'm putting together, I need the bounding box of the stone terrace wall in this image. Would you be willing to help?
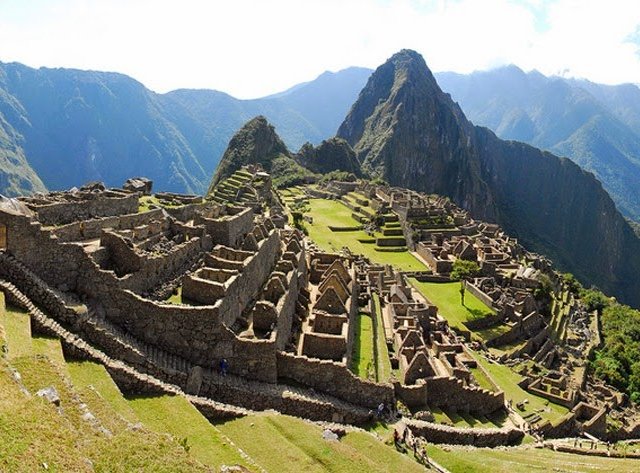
[195,206,254,248]
[50,209,165,242]
[102,289,278,382]
[277,352,394,409]
[426,376,504,415]
[29,192,139,226]
[407,420,523,447]
[217,230,280,326]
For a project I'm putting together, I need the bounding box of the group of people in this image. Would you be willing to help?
[392,426,429,466]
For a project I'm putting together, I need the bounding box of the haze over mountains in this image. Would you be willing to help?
[0,62,370,196]
[436,66,640,222]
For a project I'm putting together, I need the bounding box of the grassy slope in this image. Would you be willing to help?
[128,394,253,470]
[372,293,392,382]
[217,414,426,473]
[305,198,426,271]
[428,444,640,473]
[473,353,569,423]
[0,296,210,472]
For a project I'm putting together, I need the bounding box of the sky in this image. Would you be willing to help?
[0,0,639,98]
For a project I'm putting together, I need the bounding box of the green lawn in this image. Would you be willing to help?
[2,354,207,472]
[351,313,375,380]
[472,352,569,423]
[304,199,426,271]
[409,279,503,339]
[372,293,392,382]
[427,444,640,473]
[67,360,140,424]
[128,394,252,471]
[216,414,425,473]
[1,303,32,359]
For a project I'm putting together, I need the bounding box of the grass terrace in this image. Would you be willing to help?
[427,444,640,473]
[472,352,569,423]
[351,312,376,380]
[128,395,252,470]
[304,198,426,271]
[408,280,504,341]
[216,414,425,473]
[372,293,393,382]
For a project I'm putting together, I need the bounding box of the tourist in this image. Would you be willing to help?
[220,358,229,376]
[377,402,385,418]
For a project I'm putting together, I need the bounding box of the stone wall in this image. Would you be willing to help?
[487,312,545,348]
[277,352,394,409]
[195,206,254,248]
[50,209,165,242]
[407,420,523,447]
[216,230,280,326]
[397,376,505,415]
[102,289,278,382]
[464,281,498,310]
[28,192,139,226]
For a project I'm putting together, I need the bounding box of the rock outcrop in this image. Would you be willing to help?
[295,138,362,176]
[338,49,640,307]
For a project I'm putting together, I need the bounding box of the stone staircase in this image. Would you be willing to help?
[0,278,249,420]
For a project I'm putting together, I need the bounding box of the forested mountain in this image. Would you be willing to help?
[436,67,640,221]
[0,62,370,195]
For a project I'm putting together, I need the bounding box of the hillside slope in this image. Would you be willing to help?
[338,50,640,307]
[436,67,640,221]
[0,62,369,195]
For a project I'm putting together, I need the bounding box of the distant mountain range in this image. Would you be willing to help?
[4,60,640,227]
[435,67,640,222]
[0,62,371,195]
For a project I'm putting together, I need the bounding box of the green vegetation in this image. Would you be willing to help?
[450,259,480,281]
[593,302,640,403]
[429,405,505,428]
[427,444,640,473]
[216,414,425,473]
[408,280,495,332]
[473,353,569,423]
[1,304,32,359]
[372,293,392,382]
[0,296,207,472]
[67,360,140,424]
[128,395,252,470]
[351,312,375,380]
[304,198,426,271]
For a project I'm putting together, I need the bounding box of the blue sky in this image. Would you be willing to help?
[0,0,638,98]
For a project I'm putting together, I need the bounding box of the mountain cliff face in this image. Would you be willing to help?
[296,137,362,176]
[0,62,208,194]
[338,50,640,306]
[436,67,640,222]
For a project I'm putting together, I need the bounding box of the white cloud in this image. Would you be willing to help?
[0,0,638,97]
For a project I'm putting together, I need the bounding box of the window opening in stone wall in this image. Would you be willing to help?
[0,224,6,250]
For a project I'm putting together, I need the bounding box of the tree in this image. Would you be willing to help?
[450,259,480,281]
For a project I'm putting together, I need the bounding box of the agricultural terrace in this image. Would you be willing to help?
[215,414,425,473]
[427,444,640,473]
[473,352,569,424]
[408,279,504,340]
[301,198,427,271]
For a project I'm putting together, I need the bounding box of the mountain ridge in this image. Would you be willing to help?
[338,49,640,307]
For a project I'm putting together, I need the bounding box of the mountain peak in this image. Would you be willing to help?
[208,116,289,189]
